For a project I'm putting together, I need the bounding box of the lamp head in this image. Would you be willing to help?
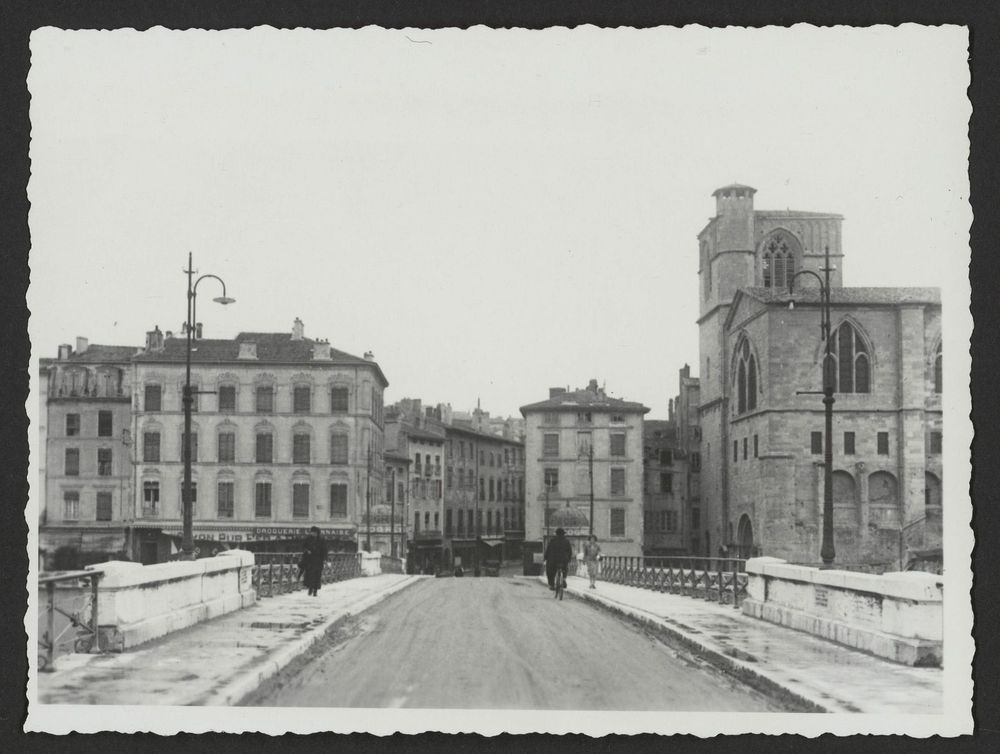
[213,296,236,305]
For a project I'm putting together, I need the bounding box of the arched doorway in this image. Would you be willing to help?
[736,515,754,560]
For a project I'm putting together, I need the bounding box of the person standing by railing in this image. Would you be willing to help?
[583,534,602,589]
[299,527,328,597]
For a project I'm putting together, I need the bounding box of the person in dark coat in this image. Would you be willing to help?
[544,527,573,590]
[300,527,328,596]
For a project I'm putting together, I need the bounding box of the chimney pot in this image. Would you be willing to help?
[195,322,203,339]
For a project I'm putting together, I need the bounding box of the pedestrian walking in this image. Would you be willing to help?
[583,534,602,589]
[300,526,328,596]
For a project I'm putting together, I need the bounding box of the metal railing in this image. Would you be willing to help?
[38,570,105,672]
[251,552,362,598]
[381,556,405,574]
[599,556,748,608]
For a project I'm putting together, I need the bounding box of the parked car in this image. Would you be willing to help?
[483,560,500,577]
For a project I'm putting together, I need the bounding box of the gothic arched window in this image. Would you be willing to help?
[934,343,942,394]
[735,338,758,414]
[762,233,796,289]
[827,322,871,393]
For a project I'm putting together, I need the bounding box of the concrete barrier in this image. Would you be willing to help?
[741,556,942,666]
[359,551,382,576]
[83,549,257,650]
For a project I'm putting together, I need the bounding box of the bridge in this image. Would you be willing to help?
[35,551,942,713]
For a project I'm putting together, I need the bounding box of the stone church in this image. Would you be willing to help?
[696,184,942,568]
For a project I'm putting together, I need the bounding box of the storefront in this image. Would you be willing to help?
[130,523,358,563]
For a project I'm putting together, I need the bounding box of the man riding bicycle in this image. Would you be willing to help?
[544,527,573,590]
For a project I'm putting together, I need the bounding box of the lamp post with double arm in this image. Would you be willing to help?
[788,245,835,568]
[181,252,234,560]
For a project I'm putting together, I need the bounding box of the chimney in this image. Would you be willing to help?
[669,399,675,421]
[292,318,304,341]
[145,326,164,352]
[549,387,565,398]
[195,322,203,339]
[364,351,374,361]
[681,363,691,379]
[75,337,89,354]
[238,342,258,360]
[312,339,332,360]
[57,344,72,360]
[588,378,599,393]
[165,331,173,340]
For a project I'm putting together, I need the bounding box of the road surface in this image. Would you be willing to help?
[243,577,787,710]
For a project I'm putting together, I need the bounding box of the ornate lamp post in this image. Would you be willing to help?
[182,252,234,560]
[789,245,835,568]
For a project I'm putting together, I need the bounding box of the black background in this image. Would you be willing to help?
[1,1,997,751]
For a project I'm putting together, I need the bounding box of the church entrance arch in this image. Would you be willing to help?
[736,515,754,560]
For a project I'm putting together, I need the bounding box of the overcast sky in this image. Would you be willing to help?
[27,25,970,420]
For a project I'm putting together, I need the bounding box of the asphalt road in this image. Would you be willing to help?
[243,577,786,710]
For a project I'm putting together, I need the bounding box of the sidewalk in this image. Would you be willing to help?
[548,575,942,714]
[38,573,423,706]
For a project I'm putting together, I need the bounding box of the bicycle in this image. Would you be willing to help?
[554,565,567,601]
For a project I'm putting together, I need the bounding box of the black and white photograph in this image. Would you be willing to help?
[21,23,973,737]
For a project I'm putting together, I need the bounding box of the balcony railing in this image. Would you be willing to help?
[599,556,748,608]
[251,552,361,598]
[414,529,443,540]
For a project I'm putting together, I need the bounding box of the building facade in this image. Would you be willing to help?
[674,364,703,554]
[115,319,387,563]
[521,380,649,563]
[39,339,139,569]
[642,420,687,555]
[443,424,526,570]
[696,184,942,567]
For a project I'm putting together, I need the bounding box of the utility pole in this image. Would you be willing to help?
[389,465,396,559]
[588,442,595,539]
[365,442,372,552]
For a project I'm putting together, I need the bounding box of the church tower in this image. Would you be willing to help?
[695,184,757,554]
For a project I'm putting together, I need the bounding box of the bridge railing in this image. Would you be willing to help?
[252,552,362,598]
[37,569,105,672]
[598,555,748,608]
[380,556,405,574]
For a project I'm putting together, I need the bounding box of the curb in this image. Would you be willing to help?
[541,577,832,713]
[198,575,423,706]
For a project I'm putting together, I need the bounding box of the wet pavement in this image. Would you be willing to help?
[37,574,421,706]
[244,576,787,711]
[559,575,942,714]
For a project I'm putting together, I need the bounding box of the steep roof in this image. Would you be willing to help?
[520,388,649,416]
[725,286,941,332]
[133,332,388,385]
[444,423,524,446]
[744,286,941,306]
[41,344,140,365]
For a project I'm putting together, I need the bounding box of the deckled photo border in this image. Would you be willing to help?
[1,5,992,744]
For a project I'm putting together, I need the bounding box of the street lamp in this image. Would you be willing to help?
[579,441,595,538]
[788,245,835,568]
[365,442,373,552]
[121,428,133,557]
[182,252,234,560]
